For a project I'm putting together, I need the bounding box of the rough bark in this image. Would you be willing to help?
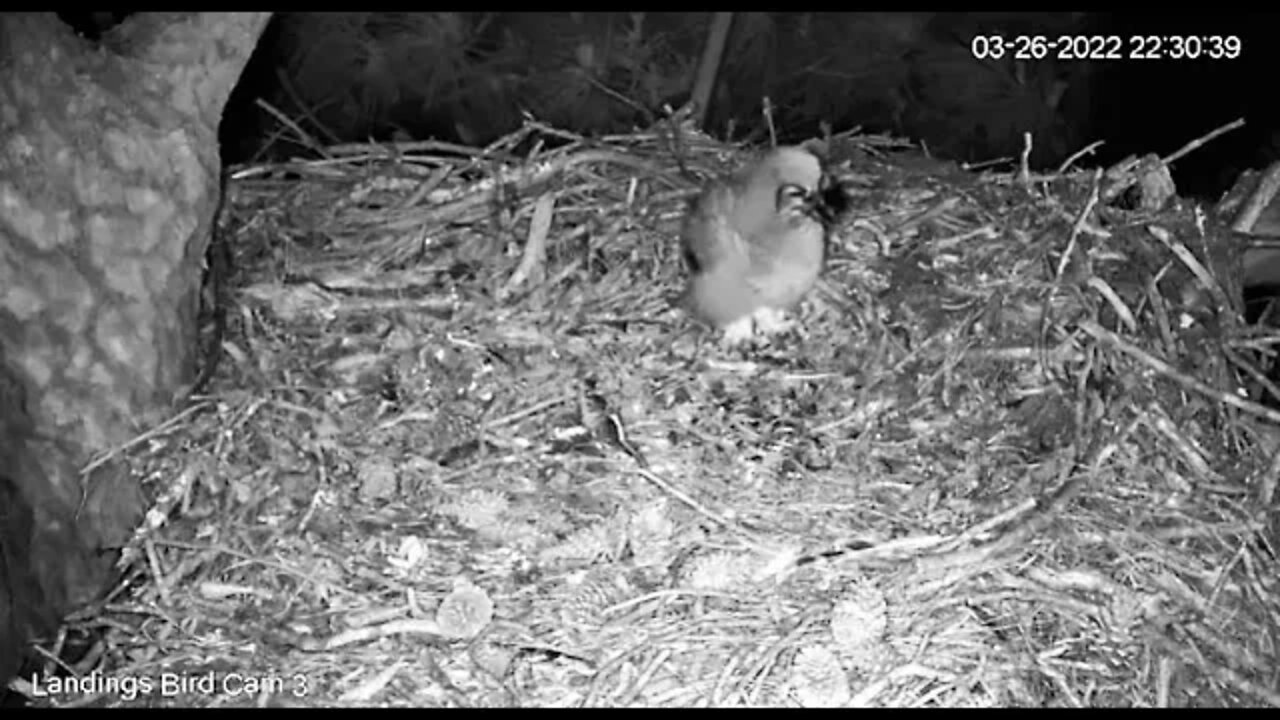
[0,11,271,682]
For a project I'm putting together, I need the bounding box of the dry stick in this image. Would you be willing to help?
[521,119,586,147]
[253,98,327,159]
[1079,319,1280,425]
[1147,224,1235,318]
[614,648,674,707]
[735,608,823,704]
[379,147,675,234]
[1230,159,1280,234]
[487,122,537,156]
[270,66,341,147]
[581,631,674,707]
[1162,117,1245,166]
[1101,117,1245,204]
[500,192,556,300]
[1057,140,1104,174]
[1224,346,1280,407]
[762,96,777,148]
[666,105,698,183]
[149,538,359,598]
[633,468,736,532]
[338,662,403,703]
[326,138,516,163]
[1153,631,1280,707]
[1052,169,1102,282]
[395,164,453,211]
[81,401,214,476]
[583,73,655,127]
[1018,131,1034,188]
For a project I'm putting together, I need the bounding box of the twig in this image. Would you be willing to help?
[1057,140,1104,173]
[762,96,777,148]
[256,92,332,158]
[665,104,697,182]
[1162,117,1244,166]
[1080,319,1280,424]
[1052,169,1101,281]
[378,147,676,234]
[1147,224,1233,314]
[1230,160,1280,234]
[583,72,655,126]
[500,192,556,300]
[1017,131,1033,188]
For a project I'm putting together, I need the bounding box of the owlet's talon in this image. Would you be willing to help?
[749,305,794,336]
[720,315,757,347]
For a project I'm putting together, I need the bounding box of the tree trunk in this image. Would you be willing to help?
[0,11,270,682]
[690,13,733,128]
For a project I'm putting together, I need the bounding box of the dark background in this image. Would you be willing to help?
[59,12,1280,200]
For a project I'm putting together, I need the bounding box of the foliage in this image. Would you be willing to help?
[240,12,1091,169]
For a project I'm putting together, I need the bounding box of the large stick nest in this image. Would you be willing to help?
[28,119,1279,707]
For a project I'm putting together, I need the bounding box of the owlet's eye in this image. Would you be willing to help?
[774,183,812,214]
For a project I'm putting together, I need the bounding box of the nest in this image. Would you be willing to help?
[20,119,1279,707]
